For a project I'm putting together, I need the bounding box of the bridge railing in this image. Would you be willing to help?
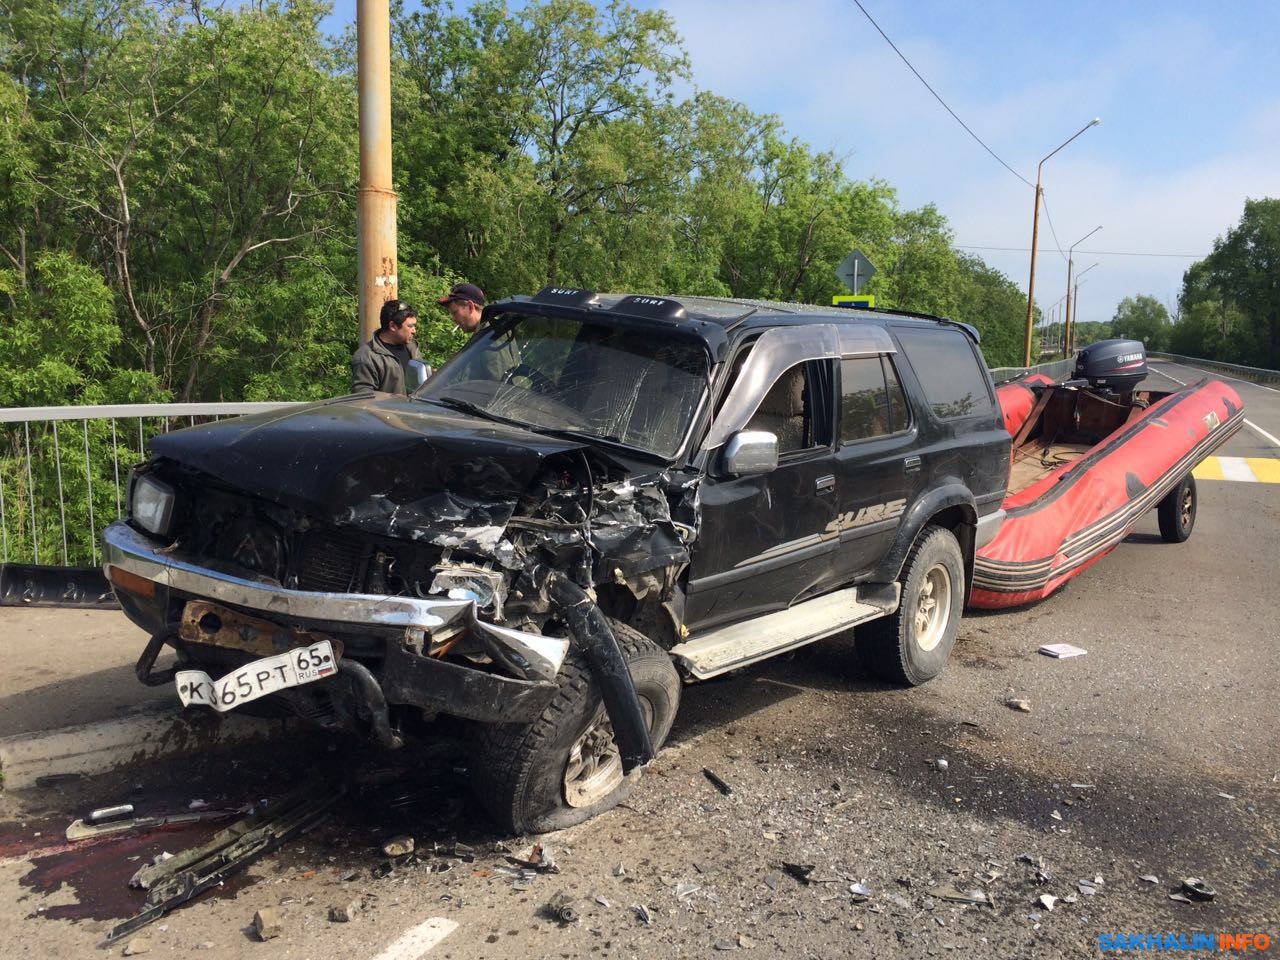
[1147,352,1280,386]
[0,402,293,604]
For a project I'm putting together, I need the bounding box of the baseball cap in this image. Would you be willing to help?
[437,282,486,307]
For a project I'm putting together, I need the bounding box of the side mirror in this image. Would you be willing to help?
[721,430,778,477]
[406,359,433,391]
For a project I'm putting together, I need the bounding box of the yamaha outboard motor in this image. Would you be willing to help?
[1074,339,1147,394]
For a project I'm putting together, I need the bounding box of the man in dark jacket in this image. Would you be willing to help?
[351,299,424,394]
[438,282,519,380]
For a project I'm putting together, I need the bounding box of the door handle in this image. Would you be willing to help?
[903,455,922,474]
[815,474,836,493]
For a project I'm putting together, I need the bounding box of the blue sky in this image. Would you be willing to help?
[324,0,1280,327]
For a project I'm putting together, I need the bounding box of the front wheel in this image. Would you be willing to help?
[1157,474,1196,543]
[857,525,964,686]
[469,620,680,834]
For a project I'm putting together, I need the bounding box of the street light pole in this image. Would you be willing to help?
[1023,118,1101,366]
[1064,229,1101,357]
[1068,262,1099,352]
[356,0,398,342]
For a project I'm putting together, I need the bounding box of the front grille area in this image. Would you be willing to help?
[177,480,443,599]
[296,529,370,593]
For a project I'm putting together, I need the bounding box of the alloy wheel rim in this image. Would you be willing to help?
[1180,487,1193,528]
[563,698,654,809]
[914,564,952,653]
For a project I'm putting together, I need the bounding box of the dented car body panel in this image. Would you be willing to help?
[104,287,1009,779]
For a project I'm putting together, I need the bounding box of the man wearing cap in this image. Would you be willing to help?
[351,299,424,394]
[438,282,520,381]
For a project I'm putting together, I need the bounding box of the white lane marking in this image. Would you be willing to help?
[1151,364,1280,450]
[1152,360,1279,394]
[1246,419,1280,448]
[369,917,459,960]
[1217,457,1259,482]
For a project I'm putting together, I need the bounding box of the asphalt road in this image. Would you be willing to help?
[1,359,1277,959]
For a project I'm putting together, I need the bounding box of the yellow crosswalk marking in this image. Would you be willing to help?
[1193,457,1280,483]
[1249,457,1280,483]
[1193,458,1224,481]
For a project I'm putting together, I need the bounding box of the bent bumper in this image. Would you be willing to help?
[103,521,566,726]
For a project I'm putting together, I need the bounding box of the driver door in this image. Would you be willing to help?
[684,359,839,631]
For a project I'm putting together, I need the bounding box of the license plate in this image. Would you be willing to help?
[176,640,338,713]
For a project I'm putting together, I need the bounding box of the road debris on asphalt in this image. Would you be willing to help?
[329,900,361,923]
[104,782,344,944]
[703,767,734,796]
[1139,874,1159,883]
[1005,698,1032,713]
[88,804,134,824]
[782,862,815,885]
[507,842,559,874]
[253,907,283,940]
[1037,893,1058,911]
[1181,877,1216,901]
[122,935,151,955]
[928,883,994,907]
[546,890,580,923]
[633,904,653,925]
[849,882,873,902]
[1038,643,1087,658]
[382,834,415,857]
[66,809,232,842]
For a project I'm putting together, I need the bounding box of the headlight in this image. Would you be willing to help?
[131,474,177,537]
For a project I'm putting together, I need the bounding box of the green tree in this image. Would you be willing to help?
[954,254,1027,367]
[1180,198,1280,369]
[1110,295,1171,351]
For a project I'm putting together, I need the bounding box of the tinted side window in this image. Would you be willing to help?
[892,327,994,420]
[840,356,909,442]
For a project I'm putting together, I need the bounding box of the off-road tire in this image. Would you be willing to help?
[1157,474,1196,543]
[469,620,679,834]
[857,525,964,686]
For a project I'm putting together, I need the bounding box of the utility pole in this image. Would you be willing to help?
[356,0,397,342]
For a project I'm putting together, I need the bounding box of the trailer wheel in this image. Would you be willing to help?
[857,525,964,686]
[1157,474,1196,543]
[469,620,679,834]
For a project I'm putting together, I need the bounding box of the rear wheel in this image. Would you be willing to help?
[469,620,679,834]
[857,525,964,686]
[1157,474,1196,543]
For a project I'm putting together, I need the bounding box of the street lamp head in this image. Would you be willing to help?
[1089,117,1101,127]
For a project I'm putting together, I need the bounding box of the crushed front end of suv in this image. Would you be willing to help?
[104,287,1010,832]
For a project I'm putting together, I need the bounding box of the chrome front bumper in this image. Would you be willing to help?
[102,521,568,682]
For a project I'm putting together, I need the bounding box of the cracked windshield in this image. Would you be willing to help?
[419,313,709,458]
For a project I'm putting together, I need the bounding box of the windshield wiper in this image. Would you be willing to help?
[422,395,524,427]
[530,426,667,461]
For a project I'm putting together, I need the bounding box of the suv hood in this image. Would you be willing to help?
[151,396,593,547]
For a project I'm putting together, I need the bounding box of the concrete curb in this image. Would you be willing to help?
[0,706,295,791]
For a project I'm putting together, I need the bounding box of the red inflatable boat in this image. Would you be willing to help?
[971,341,1244,609]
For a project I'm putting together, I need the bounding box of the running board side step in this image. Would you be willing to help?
[670,584,900,680]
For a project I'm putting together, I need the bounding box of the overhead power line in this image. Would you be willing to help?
[955,245,1205,259]
[850,0,1034,189]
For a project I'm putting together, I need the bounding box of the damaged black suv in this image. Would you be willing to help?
[104,287,1010,832]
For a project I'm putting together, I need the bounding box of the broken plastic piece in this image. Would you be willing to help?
[703,768,733,796]
[1037,894,1058,911]
[1181,878,1216,902]
[88,804,135,824]
[1006,698,1032,713]
[782,863,815,885]
[928,884,993,907]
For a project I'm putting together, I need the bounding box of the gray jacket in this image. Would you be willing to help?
[351,333,423,394]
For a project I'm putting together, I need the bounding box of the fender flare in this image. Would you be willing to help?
[872,483,978,591]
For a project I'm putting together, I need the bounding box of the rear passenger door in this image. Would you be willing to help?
[828,352,924,584]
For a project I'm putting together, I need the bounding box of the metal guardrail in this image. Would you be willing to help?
[1147,353,1280,386]
[988,357,1077,385]
[0,403,293,591]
